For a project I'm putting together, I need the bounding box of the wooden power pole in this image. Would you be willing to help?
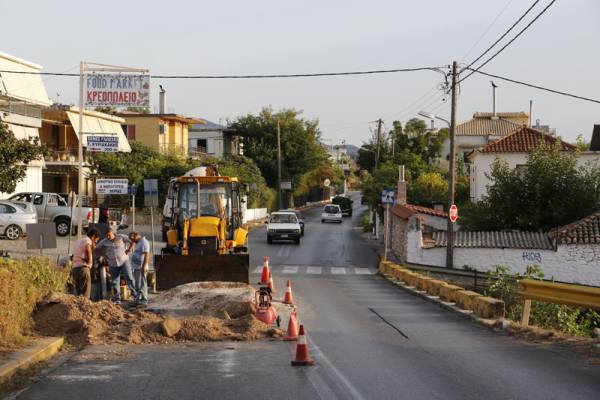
[375,118,383,169]
[446,61,459,269]
[277,119,283,210]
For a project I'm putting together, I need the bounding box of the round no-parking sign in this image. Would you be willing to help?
[449,204,458,223]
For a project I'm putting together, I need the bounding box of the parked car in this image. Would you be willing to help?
[0,200,37,240]
[281,209,305,236]
[321,204,343,223]
[332,196,354,216]
[8,192,94,236]
[266,211,302,244]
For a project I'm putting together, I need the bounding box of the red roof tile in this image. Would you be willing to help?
[479,127,576,153]
[392,204,447,219]
[552,212,600,245]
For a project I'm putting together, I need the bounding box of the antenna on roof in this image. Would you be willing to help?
[491,81,498,118]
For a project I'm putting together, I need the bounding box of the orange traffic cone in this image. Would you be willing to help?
[291,325,314,366]
[268,271,276,293]
[259,256,270,285]
[283,310,299,341]
[283,280,294,305]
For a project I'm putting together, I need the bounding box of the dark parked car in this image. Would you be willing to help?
[332,196,354,216]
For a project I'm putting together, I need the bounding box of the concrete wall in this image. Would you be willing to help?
[405,228,600,286]
[243,208,268,223]
[441,135,488,162]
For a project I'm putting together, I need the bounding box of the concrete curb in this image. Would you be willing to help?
[0,337,64,384]
[379,272,500,330]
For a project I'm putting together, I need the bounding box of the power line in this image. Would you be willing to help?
[463,0,541,71]
[0,66,445,79]
[466,68,600,104]
[460,0,557,83]
[460,0,516,63]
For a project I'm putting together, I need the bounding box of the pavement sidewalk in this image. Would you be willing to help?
[0,337,64,386]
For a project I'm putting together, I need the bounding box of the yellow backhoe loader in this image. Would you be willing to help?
[155,166,249,289]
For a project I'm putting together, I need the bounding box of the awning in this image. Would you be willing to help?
[4,122,40,140]
[0,52,51,106]
[66,111,131,152]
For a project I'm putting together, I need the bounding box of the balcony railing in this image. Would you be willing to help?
[44,147,91,165]
[0,101,42,120]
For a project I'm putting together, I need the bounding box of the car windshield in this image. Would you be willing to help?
[324,205,339,213]
[270,213,297,223]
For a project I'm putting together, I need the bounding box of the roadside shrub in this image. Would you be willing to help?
[0,257,70,347]
[485,265,600,337]
[359,211,373,232]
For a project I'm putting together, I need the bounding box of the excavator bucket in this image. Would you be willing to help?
[154,253,250,290]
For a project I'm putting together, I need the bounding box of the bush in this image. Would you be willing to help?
[0,257,70,347]
[359,211,373,232]
[484,265,600,337]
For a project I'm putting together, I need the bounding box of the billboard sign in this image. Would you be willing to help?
[84,73,150,107]
[87,135,119,152]
[280,180,292,190]
[96,178,129,195]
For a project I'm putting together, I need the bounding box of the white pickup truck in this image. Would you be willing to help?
[8,192,94,236]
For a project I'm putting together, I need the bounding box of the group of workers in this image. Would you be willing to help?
[71,227,151,306]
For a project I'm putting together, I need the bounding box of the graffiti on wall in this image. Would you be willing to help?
[522,251,542,264]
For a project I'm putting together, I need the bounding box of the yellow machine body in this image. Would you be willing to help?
[156,167,250,288]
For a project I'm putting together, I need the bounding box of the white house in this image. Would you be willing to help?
[188,120,241,159]
[440,111,527,162]
[0,52,52,197]
[467,126,584,202]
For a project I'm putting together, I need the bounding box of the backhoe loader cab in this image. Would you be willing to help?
[156,166,250,289]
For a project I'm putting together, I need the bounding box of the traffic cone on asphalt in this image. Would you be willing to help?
[268,271,276,293]
[283,310,299,341]
[291,325,314,366]
[259,256,270,285]
[283,280,294,305]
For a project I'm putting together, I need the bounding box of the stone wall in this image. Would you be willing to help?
[390,214,408,262]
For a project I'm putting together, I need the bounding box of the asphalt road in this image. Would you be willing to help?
[14,192,600,400]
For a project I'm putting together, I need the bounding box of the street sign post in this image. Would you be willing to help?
[96,178,129,195]
[130,184,137,231]
[26,223,57,255]
[381,189,396,261]
[323,178,331,188]
[280,180,292,190]
[449,204,458,223]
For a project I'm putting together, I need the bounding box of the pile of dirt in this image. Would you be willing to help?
[34,292,281,348]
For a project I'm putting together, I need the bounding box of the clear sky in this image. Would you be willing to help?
[3,0,599,146]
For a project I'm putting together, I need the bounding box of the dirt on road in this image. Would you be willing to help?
[34,283,284,348]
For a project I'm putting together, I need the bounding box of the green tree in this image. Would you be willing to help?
[230,108,328,189]
[0,119,47,193]
[409,172,447,207]
[461,143,600,231]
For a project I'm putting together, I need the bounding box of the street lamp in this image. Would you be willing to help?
[418,111,450,128]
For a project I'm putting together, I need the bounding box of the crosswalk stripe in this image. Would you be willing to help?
[282,266,299,274]
[354,268,375,275]
[253,266,263,273]
[331,267,346,274]
[307,267,322,274]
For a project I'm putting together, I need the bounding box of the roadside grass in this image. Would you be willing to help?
[0,258,70,347]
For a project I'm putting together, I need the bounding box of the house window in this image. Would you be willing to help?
[196,139,207,149]
[515,164,528,177]
[159,124,166,134]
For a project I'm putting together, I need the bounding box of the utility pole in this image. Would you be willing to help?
[375,118,383,169]
[446,61,459,269]
[277,119,283,210]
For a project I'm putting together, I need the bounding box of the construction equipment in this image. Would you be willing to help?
[155,165,250,289]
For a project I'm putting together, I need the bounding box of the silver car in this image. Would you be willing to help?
[0,201,38,240]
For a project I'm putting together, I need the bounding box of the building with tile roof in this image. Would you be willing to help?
[439,111,527,163]
[552,211,600,245]
[467,127,579,201]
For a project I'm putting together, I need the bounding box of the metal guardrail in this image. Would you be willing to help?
[518,279,600,327]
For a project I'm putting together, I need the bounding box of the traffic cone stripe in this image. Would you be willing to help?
[283,280,294,305]
[298,335,306,345]
[291,324,315,366]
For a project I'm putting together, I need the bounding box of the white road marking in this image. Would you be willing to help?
[253,266,263,273]
[307,266,322,274]
[331,267,346,274]
[308,337,367,400]
[50,374,112,382]
[282,266,299,274]
[354,268,375,275]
